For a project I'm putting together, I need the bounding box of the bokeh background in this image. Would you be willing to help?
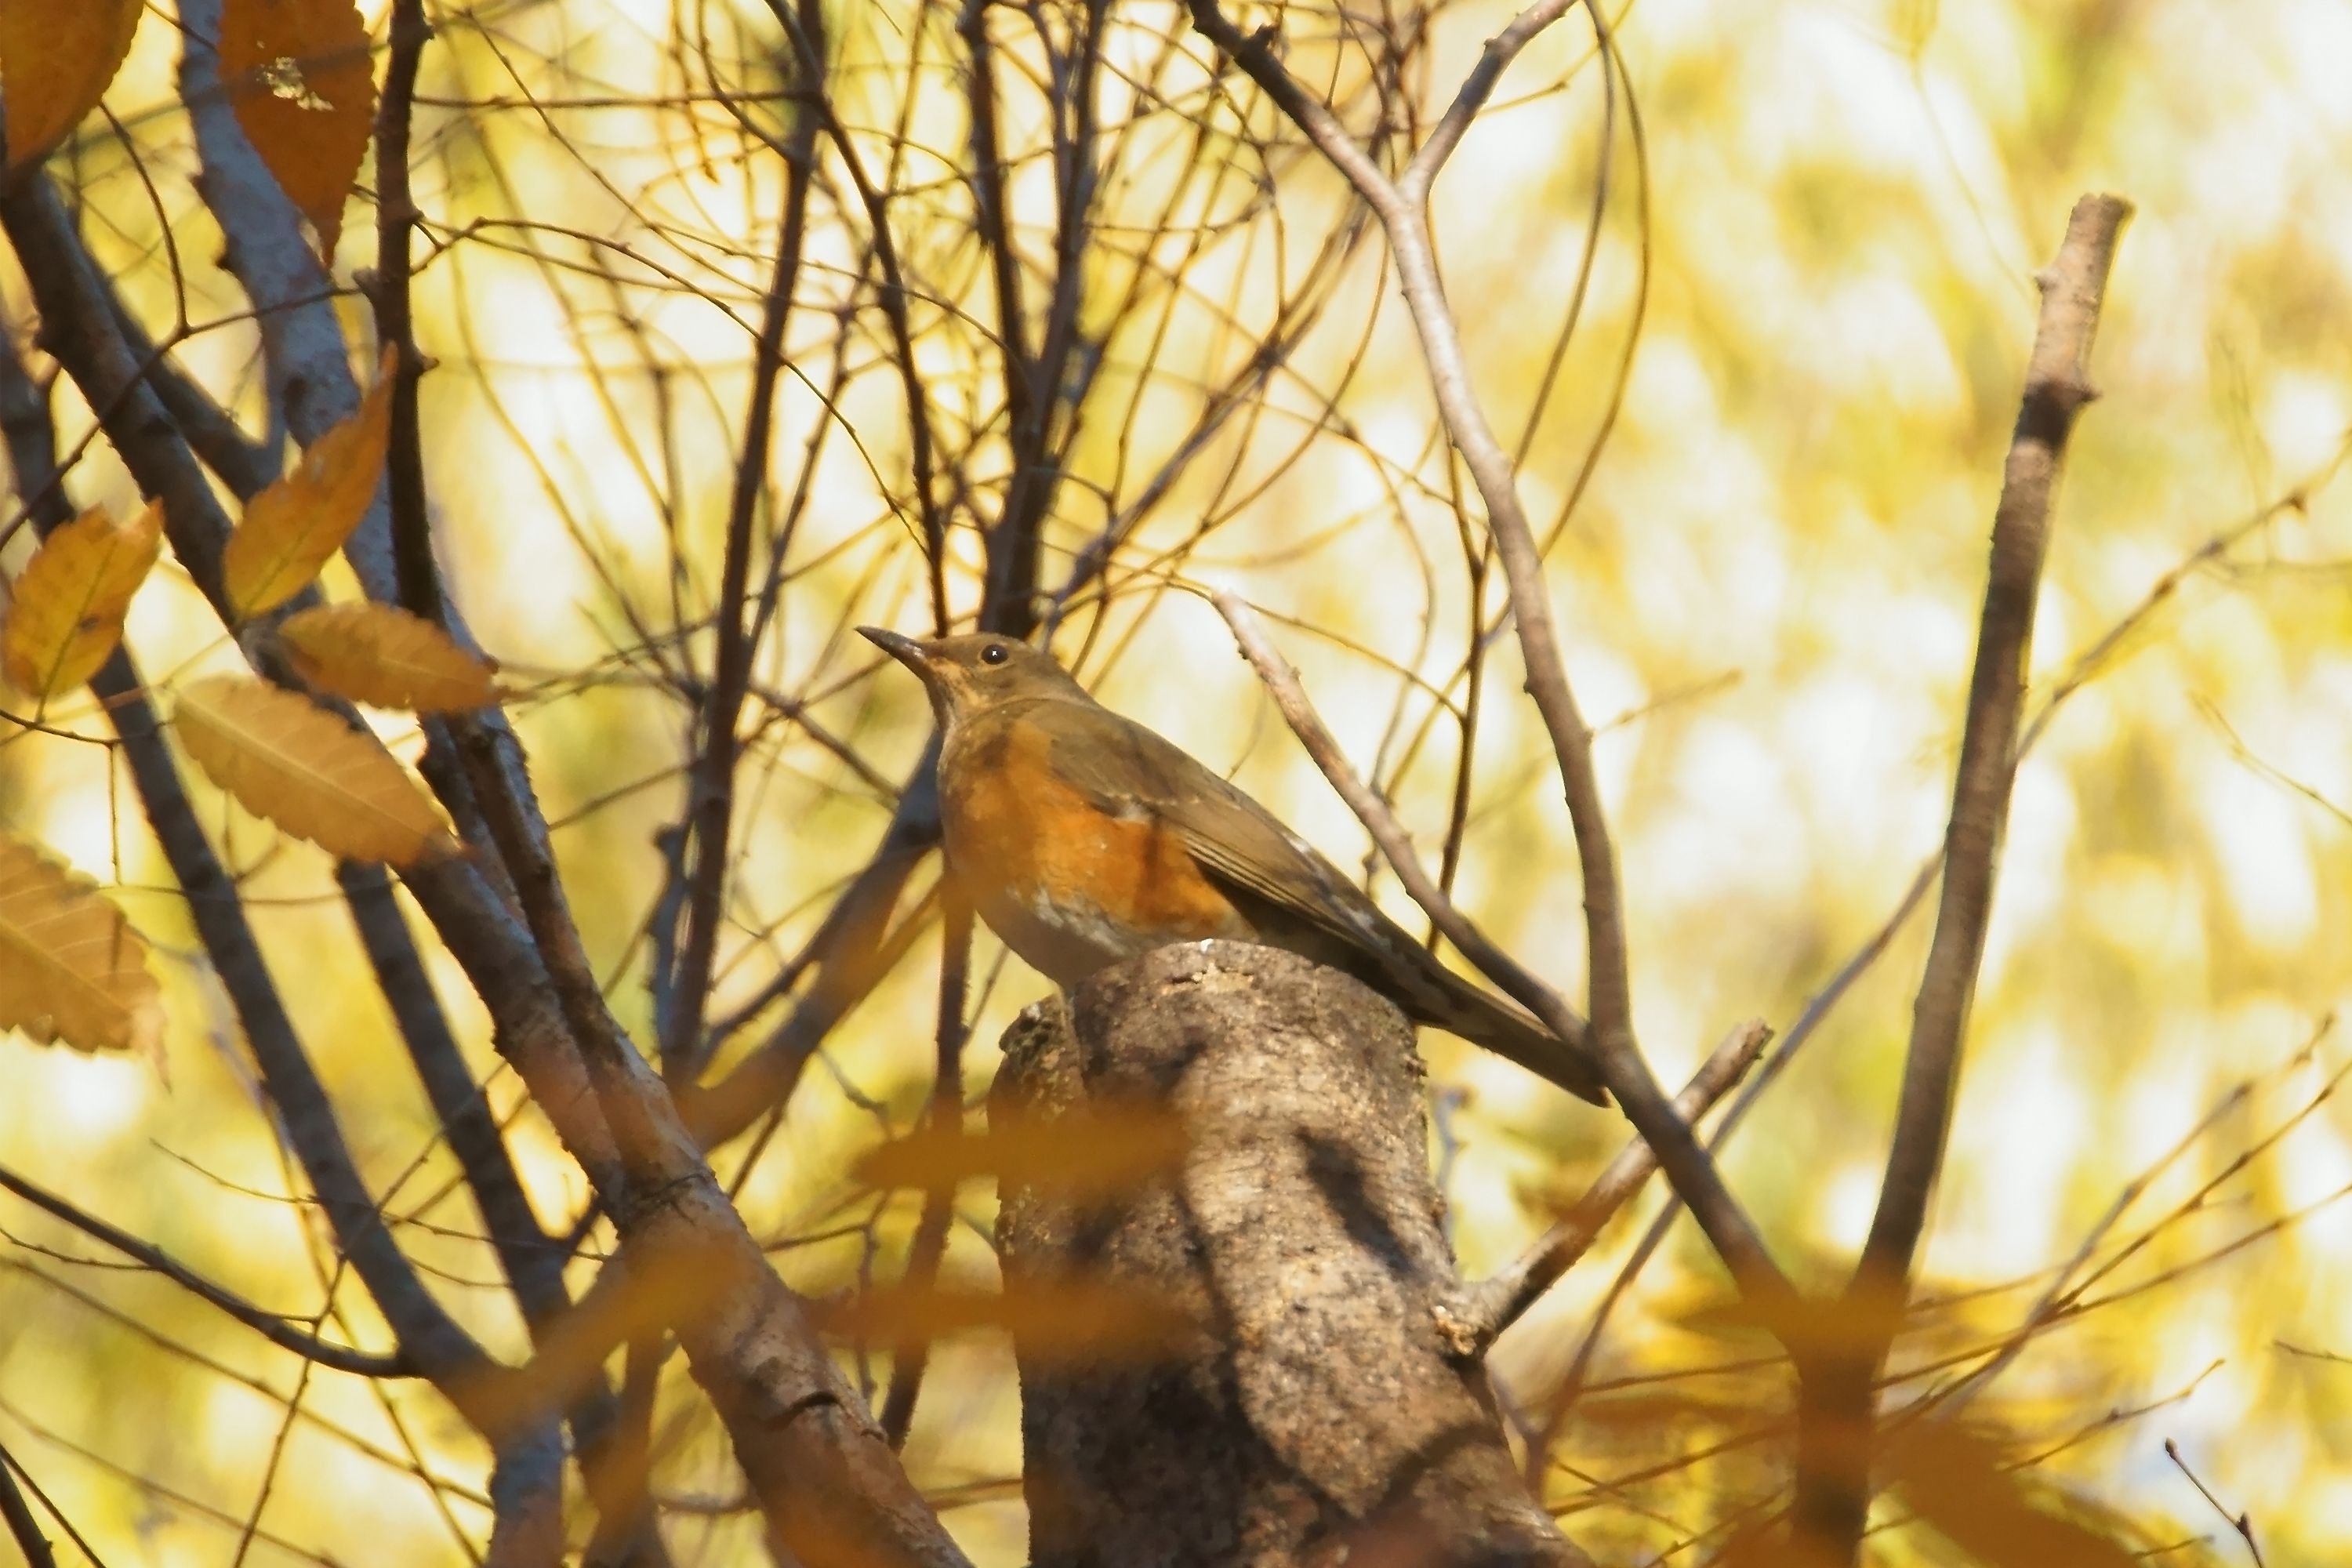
[5,0,2350,1561]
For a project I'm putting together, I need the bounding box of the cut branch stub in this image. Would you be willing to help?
[995,941,1591,1568]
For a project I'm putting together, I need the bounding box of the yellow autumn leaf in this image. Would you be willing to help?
[218,0,376,257]
[221,347,395,621]
[1,501,162,701]
[280,602,499,713]
[0,831,163,1054]
[173,673,452,867]
[0,0,143,176]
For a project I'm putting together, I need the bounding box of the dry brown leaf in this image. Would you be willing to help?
[2,502,162,700]
[0,831,162,1054]
[281,602,499,712]
[217,0,375,256]
[856,1106,1192,1197]
[1886,1425,2140,1567]
[815,1280,1196,1364]
[0,0,143,176]
[221,348,395,620]
[174,673,452,866]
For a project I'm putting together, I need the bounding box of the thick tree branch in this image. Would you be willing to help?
[452,713,973,1566]
[1000,943,1592,1567]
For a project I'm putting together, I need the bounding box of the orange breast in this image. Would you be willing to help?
[939,712,1247,982]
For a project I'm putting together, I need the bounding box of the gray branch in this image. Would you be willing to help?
[997,942,1594,1568]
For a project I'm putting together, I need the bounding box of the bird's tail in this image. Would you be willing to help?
[1424,978,1610,1107]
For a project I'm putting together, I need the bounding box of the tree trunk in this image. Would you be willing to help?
[995,941,1590,1568]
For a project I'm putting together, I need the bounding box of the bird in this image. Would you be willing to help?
[858,626,1606,1105]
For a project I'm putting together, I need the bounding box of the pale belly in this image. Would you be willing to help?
[957,863,1150,988]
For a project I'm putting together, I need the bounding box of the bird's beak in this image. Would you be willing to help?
[857,626,928,673]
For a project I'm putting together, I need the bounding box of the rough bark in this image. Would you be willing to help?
[996,942,1589,1568]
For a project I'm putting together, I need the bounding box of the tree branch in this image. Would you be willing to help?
[1793,192,2131,1565]
[451,711,973,1566]
[880,896,971,1448]
[1446,1017,1773,1352]
[655,0,824,1080]
[0,1164,412,1378]
[0,1444,58,1568]
[1187,0,1791,1307]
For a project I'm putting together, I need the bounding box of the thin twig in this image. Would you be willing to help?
[880,895,973,1447]
[1188,0,1792,1308]
[659,31,822,1076]
[0,1165,411,1377]
[1446,1018,1774,1352]
[1212,589,1589,1050]
[2164,1439,2267,1567]
[0,1442,59,1568]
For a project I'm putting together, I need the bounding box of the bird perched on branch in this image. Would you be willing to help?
[859,627,1606,1105]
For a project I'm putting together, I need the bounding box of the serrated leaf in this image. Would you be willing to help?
[217,0,375,257]
[2,502,162,700]
[221,348,395,620]
[0,0,143,176]
[173,673,452,866]
[0,831,162,1054]
[280,602,499,713]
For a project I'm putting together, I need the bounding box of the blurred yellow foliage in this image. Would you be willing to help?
[2,0,2349,1563]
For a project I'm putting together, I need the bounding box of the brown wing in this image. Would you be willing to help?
[1037,699,1606,1104]
[1036,702,1392,949]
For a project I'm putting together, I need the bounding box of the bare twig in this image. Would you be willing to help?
[372,0,437,624]
[1446,1018,1774,1352]
[880,895,974,1447]
[659,26,822,1076]
[1793,192,2132,1562]
[0,1444,61,1568]
[1188,0,1791,1308]
[1212,589,1588,1049]
[2164,1440,2266,1566]
[0,1165,411,1378]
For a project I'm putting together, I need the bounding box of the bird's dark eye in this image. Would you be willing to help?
[980,643,1008,666]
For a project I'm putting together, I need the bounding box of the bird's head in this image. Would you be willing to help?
[858,627,1087,726]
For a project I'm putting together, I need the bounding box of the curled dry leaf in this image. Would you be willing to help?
[0,831,163,1054]
[0,0,143,176]
[2,501,163,701]
[221,347,396,622]
[281,602,499,713]
[173,673,452,867]
[216,0,376,257]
